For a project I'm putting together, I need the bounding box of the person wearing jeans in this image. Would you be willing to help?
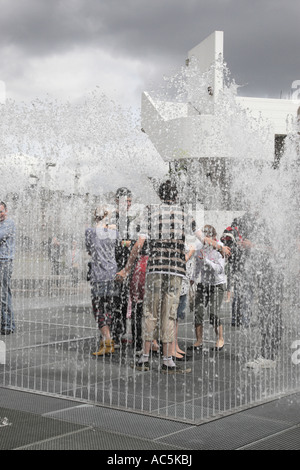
[0,202,16,335]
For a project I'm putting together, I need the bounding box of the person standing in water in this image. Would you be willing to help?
[0,202,16,336]
[85,206,119,356]
[189,225,226,352]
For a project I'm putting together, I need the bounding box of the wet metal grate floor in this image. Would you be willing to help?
[1,387,300,450]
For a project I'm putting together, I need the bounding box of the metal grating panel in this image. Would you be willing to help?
[155,413,290,450]
[239,426,300,450]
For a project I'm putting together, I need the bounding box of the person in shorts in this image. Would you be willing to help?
[189,225,226,352]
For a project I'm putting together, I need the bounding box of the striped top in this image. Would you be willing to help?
[144,204,196,277]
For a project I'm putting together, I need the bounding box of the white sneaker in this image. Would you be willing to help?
[246,356,276,369]
[134,349,143,357]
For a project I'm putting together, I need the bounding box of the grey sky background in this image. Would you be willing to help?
[1,0,299,110]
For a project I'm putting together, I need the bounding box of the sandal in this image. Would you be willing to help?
[173,354,191,362]
[212,340,225,352]
[187,344,203,352]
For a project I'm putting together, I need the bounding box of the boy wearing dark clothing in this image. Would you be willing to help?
[112,187,133,345]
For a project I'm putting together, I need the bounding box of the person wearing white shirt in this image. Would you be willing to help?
[189,225,226,352]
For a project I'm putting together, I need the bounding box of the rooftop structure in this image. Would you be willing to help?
[141,31,300,164]
[141,31,299,232]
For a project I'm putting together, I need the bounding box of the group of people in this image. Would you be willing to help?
[85,182,231,374]
[0,184,284,374]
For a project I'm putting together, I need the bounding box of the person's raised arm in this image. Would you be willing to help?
[194,229,230,258]
[185,245,195,262]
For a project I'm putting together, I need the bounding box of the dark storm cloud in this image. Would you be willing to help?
[0,0,299,99]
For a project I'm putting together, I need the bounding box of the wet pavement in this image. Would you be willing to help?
[1,285,300,450]
[1,385,300,450]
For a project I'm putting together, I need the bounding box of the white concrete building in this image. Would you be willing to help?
[141,31,300,233]
[141,31,300,164]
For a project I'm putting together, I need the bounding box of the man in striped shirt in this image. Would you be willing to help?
[117,181,230,373]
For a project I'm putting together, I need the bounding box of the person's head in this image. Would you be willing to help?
[94,205,110,224]
[0,202,8,222]
[115,187,132,210]
[203,224,217,240]
[158,180,178,204]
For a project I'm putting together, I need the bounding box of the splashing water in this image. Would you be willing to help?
[0,56,299,423]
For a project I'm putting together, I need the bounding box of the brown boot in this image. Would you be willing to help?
[93,339,115,356]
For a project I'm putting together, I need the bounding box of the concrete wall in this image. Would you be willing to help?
[236,96,300,135]
[188,31,224,100]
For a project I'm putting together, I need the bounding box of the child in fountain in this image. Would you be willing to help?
[189,225,226,352]
[85,206,119,356]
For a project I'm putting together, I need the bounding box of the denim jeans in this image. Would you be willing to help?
[0,260,15,332]
[177,294,188,320]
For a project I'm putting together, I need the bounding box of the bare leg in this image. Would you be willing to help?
[175,321,186,355]
[101,324,111,340]
[193,324,203,347]
[169,321,184,358]
[144,340,151,355]
[163,342,172,358]
[93,325,114,356]
[215,324,224,348]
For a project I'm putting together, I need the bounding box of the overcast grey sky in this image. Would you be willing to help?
[1,0,299,109]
